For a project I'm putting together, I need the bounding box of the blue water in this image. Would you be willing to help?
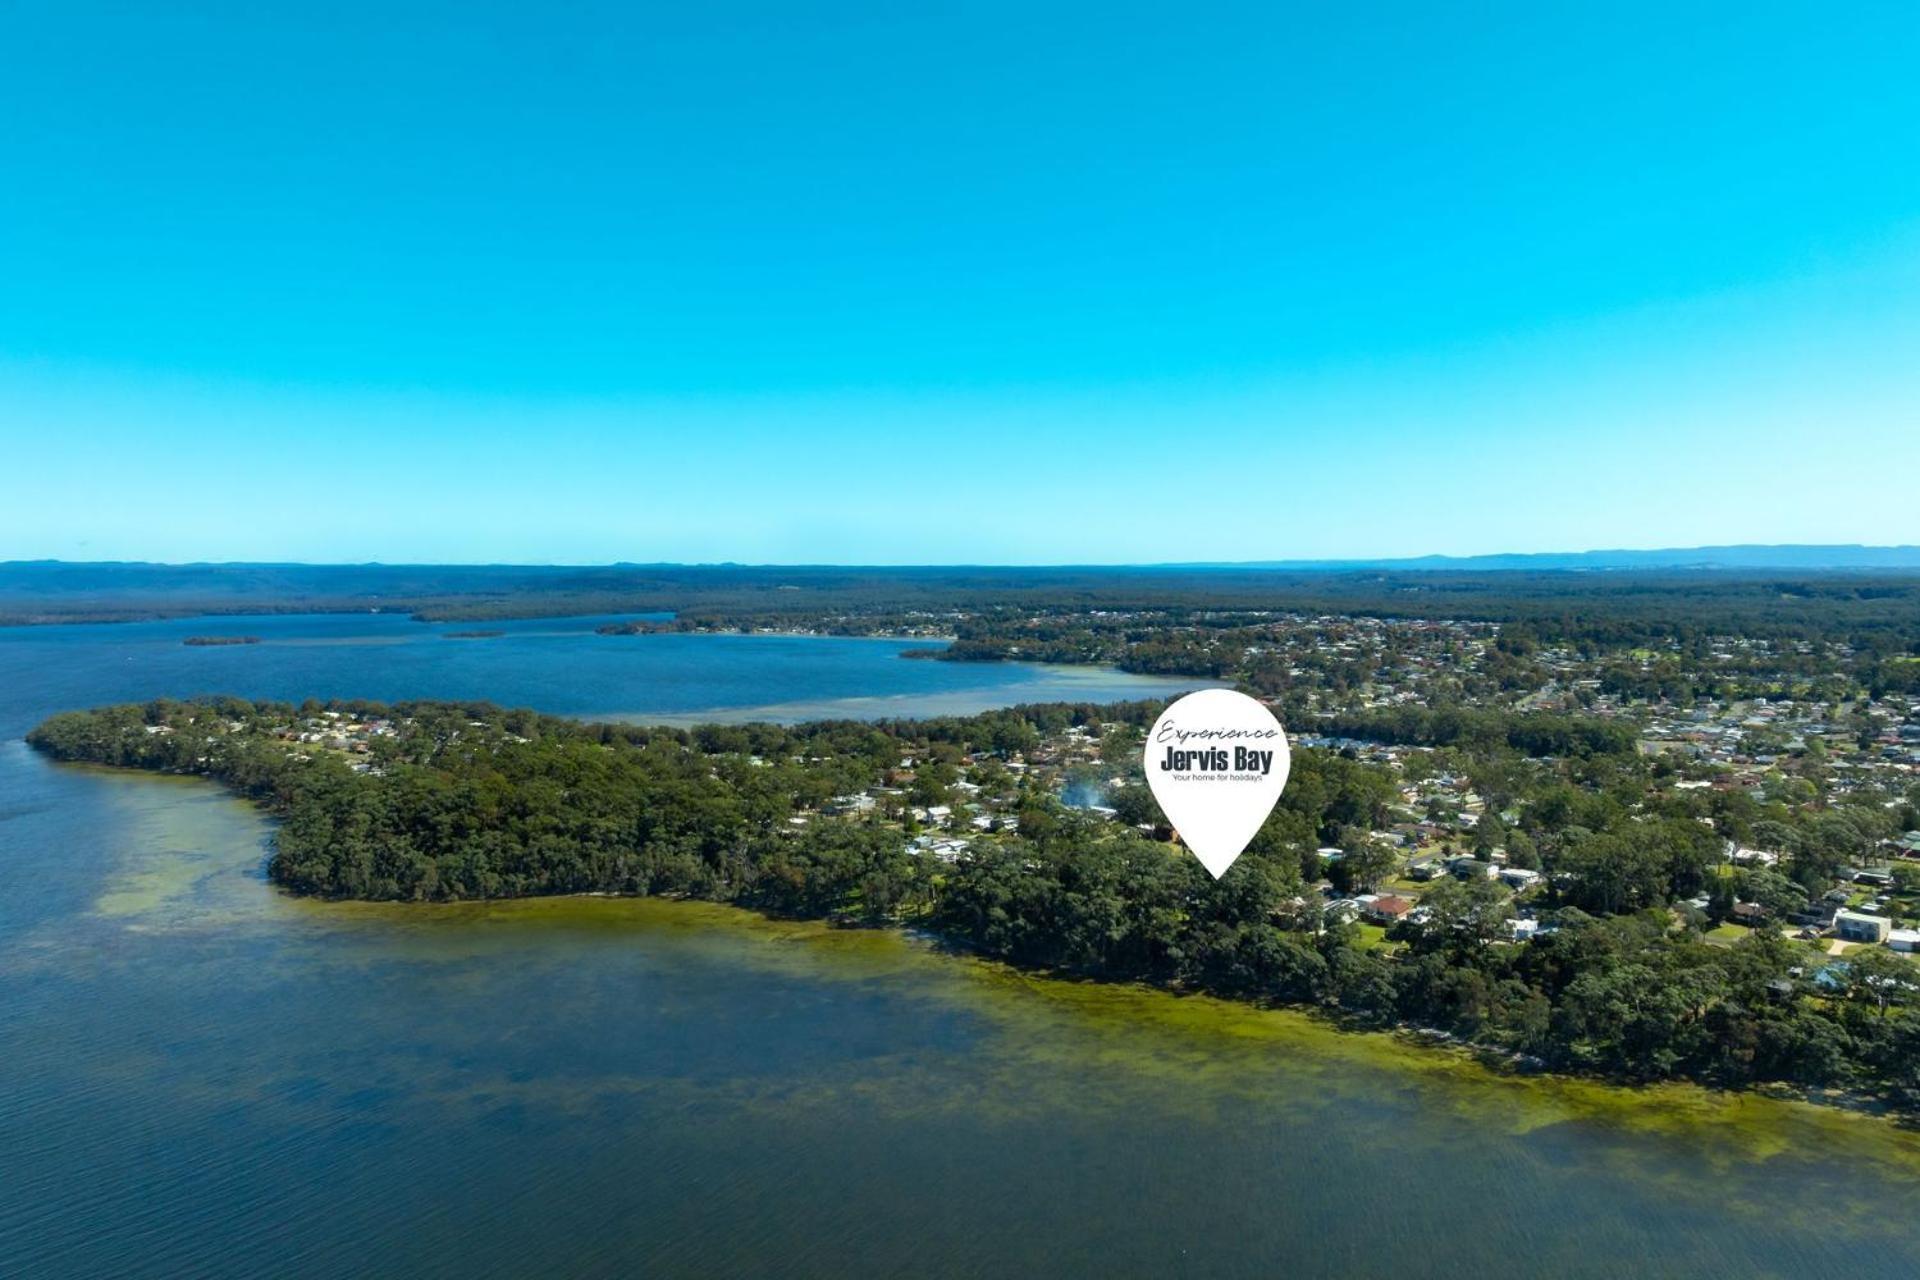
[0,611,1207,734]
[2,614,1918,1278]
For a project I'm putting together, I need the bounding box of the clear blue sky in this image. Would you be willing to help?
[3,1,1917,563]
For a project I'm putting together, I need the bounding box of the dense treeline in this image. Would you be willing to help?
[8,562,1920,654]
[1313,705,1640,757]
[26,696,1920,1110]
[938,844,1920,1102]
[24,697,1179,904]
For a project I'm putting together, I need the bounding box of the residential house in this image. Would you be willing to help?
[1789,900,1841,928]
[1364,895,1414,925]
[1835,911,1894,944]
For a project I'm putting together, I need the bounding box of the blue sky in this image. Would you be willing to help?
[3,1,1917,563]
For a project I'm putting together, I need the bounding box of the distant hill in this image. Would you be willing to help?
[1166,545,1920,572]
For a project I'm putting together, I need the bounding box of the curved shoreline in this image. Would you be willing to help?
[290,889,1920,1172]
[606,663,1222,726]
[64,750,1920,1152]
[28,687,1918,1141]
[38,753,1920,1193]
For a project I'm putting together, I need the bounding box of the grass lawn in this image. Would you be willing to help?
[1351,922,1395,952]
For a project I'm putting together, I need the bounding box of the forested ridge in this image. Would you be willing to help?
[27,696,1920,1111]
[8,561,1920,650]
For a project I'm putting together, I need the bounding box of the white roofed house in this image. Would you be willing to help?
[1835,911,1894,945]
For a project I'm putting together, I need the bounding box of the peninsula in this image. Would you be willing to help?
[30,690,1920,1116]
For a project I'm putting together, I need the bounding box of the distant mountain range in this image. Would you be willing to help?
[1163,545,1920,572]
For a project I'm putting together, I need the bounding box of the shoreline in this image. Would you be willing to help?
[292,886,1920,1163]
[35,744,1920,1174]
[59,743,1920,1139]
[598,625,960,643]
[604,664,1221,726]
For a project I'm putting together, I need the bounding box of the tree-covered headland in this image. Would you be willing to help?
[29,693,1920,1112]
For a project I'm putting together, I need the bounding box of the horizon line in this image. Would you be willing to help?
[7,542,1920,573]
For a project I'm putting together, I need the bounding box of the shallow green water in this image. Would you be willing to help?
[5,762,1920,1278]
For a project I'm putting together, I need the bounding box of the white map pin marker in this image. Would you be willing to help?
[1145,689,1291,878]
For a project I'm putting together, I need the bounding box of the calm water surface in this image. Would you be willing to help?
[2,615,1917,1277]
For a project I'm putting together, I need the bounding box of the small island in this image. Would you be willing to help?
[441,629,505,639]
[594,618,696,635]
[182,635,261,646]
